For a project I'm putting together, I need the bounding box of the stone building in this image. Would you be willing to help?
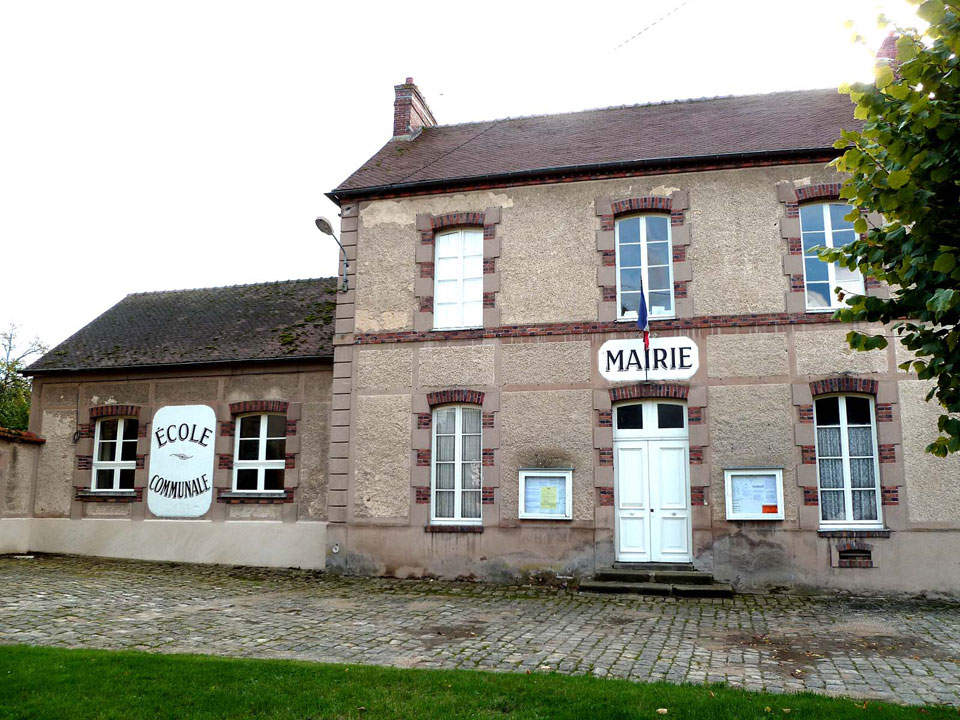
[3,76,959,594]
[319,79,960,594]
[0,279,334,568]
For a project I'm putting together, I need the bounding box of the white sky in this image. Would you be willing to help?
[0,0,921,355]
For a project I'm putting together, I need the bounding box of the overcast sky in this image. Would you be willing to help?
[0,0,920,355]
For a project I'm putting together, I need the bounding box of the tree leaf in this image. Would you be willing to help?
[933,254,956,274]
[875,65,895,89]
[887,169,911,188]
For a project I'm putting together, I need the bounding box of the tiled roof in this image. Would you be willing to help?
[334,89,855,195]
[27,278,338,374]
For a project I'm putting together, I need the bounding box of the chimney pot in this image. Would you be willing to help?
[406,77,414,84]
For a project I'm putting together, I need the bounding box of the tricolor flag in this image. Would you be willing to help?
[636,284,650,349]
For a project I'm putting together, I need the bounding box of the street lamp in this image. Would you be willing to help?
[315,216,349,292]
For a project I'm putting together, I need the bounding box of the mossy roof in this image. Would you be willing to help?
[27,278,338,374]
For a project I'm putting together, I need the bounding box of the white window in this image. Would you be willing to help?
[431,405,482,524]
[519,468,572,520]
[615,214,674,321]
[814,395,883,527]
[233,414,287,492]
[92,417,138,491]
[434,228,483,330]
[800,203,864,310]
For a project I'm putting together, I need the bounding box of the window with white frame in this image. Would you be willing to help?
[431,405,482,523]
[434,228,483,330]
[800,203,864,310]
[615,214,674,321]
[92,417,138,491]
[814,395,883,527]
[233,414,287,492]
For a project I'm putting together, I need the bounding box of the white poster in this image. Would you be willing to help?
[598,336,699,382]
[147,404,216,518]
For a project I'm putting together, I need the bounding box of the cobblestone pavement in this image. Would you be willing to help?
[2,555,960,706]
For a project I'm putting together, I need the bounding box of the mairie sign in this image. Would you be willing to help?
[598,337,699,382]
[147,404,216,518]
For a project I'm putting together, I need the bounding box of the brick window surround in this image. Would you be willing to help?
[217,400,298,499]
[608,383,689,403]
[412,389,496,523]
[414,208,503,332]
[595,191,692,323]
[791,376,900,512]
[777,180,887,314]
[76,405,146,502]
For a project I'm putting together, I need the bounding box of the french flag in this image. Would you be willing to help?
[636,285,650,349]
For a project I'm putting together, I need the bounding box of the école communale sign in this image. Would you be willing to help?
[147,404,216,518]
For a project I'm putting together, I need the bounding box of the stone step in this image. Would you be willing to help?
[578,580,672,596]
[595,567,716,585]
[579,579,735,599]
[672,583,735,599]
[612,562,695,572]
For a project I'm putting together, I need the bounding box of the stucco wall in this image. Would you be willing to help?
[298,397,331,521]
[795,326,890,376]
[354,394,411,518]
[355,191,515,332]
[499,390,594,522]
[898,379,960,525]
[357,347,413,390]
[0,440,39,516]
[28,364,332,525]
[707,383,797,522]
[34,410,75,517]
[706,332,789,378]
[501,341,592,385]
[419,345,496,388]
[352,163,845,332]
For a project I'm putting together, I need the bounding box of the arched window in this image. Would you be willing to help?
[233,414,286,492]
[814,395,882,527]
[800,203,864,310]
[431,404,482,523]
[615,214,674,321]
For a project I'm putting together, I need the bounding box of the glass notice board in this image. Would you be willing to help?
[724,468,784,521]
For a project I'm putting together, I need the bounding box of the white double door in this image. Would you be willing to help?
[615,437,691,563]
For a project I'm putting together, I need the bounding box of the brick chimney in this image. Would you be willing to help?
[876,32,899,66]
[393,77,437,139]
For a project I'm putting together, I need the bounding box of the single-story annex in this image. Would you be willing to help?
[3,61,960,595]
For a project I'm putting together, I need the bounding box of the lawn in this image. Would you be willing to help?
[0,645,953,719]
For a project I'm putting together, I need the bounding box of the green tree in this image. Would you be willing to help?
[824,0,960,456]
[0,325,46,431]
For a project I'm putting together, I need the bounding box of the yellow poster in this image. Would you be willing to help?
[540,485,558,511]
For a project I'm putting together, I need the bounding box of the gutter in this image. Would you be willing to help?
[24,353,334,378]
[326,147,839,205]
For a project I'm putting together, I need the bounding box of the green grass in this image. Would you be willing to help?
[0,645,953,719]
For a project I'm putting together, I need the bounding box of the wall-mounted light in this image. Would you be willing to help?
[315,216,349,292]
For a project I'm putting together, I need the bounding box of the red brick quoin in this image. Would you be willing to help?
[598,487,614,506]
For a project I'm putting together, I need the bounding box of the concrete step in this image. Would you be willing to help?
[596,567,716,585]
[578,580,672,596]
[651,570,716,585]
[593,568,653,583]
[672,583,735,599]
[612,562,695,572]
[579,579,735,599]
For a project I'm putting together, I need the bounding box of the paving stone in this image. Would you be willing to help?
[0,554,959,705]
